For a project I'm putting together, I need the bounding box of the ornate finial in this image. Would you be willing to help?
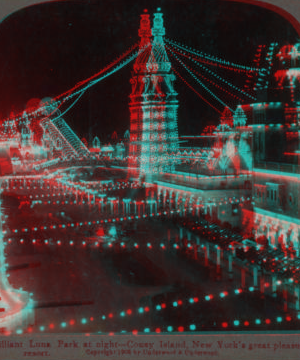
[138,11,151,40]
[152,9,165,37]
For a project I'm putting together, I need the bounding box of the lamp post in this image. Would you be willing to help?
[98,194,107,213]
[108,197,116,215]
[74,184,79,203]
[123,199,131,214]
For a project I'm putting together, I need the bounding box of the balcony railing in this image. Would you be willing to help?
[255,161,300,174]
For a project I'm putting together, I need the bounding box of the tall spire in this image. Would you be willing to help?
[128,10,179,179]
[138,9,151,48]
[152,7,165,38]
[133,10,152,73]
[147,8,171,73]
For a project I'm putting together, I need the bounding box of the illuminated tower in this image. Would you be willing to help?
[129,9,179,178]
[128,10,152,176]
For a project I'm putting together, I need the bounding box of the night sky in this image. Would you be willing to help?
[0,0,298,144]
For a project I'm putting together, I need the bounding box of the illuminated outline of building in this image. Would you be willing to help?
[129,9,179,178]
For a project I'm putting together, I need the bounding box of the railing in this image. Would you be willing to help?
[157,171,252,191]
[28,156,107,173]
[175,163,249,177]
[256,161,300,174]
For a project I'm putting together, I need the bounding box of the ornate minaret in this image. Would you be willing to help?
[129,9,179,178]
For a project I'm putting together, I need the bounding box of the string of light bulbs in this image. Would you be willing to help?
[166,46,245,102]
[167,47,233,112]
[166,38,260,72]
[36,47,141,125]
[0,42,140,126]
[166,44,256,101]
[171,66,222,114]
